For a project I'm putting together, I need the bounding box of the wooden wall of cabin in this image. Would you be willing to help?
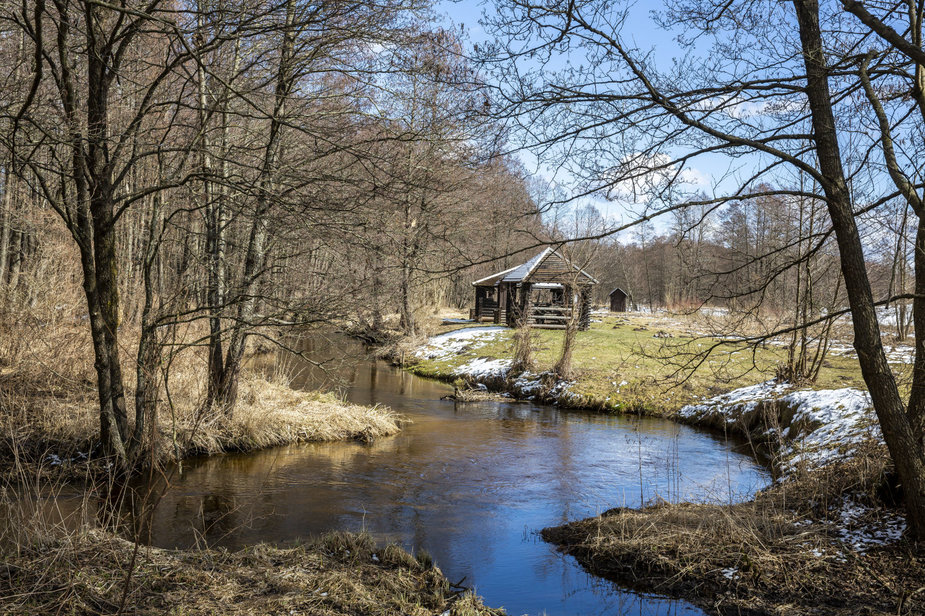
[528,252,572,283]
[474,286,486,318]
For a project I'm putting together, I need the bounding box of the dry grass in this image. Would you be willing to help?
[177,372,403,457]
[0,524,503,616]
[543,452,923,616]
[0,296,402,474]
[0,359,402,473]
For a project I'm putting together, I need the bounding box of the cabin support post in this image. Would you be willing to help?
[474,287,485,319]
[579,287,592,331]
[508,284,519,327]
[497,283,507,324]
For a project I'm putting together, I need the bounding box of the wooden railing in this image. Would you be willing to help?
[527,305,573,329]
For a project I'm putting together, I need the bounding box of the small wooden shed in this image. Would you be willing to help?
[609,287,629,312]
[471,248,598,330]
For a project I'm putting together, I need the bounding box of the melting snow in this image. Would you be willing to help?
[453,357,512,379]
[828,342,915,365]
[720,567,739,580]
[416,327,506,360]
[678,380,791,422]
[825,497,907,552]
[680,381,883,471]
[780,388,882,471]
[681,381,907,549]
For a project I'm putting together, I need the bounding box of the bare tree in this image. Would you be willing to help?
[482,0,925,537]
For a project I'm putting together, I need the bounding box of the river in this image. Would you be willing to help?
[133,334,770,615]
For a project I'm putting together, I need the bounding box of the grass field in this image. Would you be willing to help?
[410,312,873,415]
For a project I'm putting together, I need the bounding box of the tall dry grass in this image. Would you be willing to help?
[0,269,402,474]
[175,370,403,457]
[0,462,500,616]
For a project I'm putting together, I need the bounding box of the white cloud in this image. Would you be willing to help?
[602,152,710,203]
[692,94,805,120]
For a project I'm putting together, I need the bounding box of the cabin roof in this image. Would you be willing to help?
[609,287,628,297]
[472,265,520,287]
[472,248,599,287]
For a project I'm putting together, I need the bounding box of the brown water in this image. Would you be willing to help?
[131,335,768,615]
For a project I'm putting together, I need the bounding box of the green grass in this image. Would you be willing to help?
[411,314,868,417]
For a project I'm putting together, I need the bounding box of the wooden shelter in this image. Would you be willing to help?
[471,248,598,330]
[609,287,629,312]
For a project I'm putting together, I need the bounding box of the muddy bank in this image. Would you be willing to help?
[0,528,501,616]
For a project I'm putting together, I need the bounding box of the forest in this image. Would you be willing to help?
[1,0,925,614]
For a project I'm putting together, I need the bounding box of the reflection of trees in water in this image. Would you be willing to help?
[285,334,366,392]
[152,488,250,548]
[197,491,242,542]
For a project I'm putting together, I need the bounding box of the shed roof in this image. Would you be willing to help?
[609,287,628,297]
[472,248,598,286]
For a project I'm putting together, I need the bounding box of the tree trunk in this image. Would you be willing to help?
[0,164,12,286]
[217,0,296,412]
[794,0,925,540]
[129,162,169,464]
[197,11,225,413]
[87,17,129,445]
[907,217,925,446]
[555,285,577,379]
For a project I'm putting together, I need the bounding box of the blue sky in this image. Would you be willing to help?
[433,0,731,235]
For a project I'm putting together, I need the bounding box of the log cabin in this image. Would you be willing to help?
[470,248,598,330]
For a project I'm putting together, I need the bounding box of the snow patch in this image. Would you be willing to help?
[679,381,883,472]
[780,388,881,471]
[678,380,791,423]
[415,327,506,361]
[828,341,915,365]
[453,357,512,379]
[825,497,907,552]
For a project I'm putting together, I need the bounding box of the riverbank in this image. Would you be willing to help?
[0,319,404,481]
[542,455,919,615]
[406,315,892,473]
[0,322,516,615]
[406,314,922,614]
[0,367,402,479]
[0,526,501,615]
[539,377,921,614]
